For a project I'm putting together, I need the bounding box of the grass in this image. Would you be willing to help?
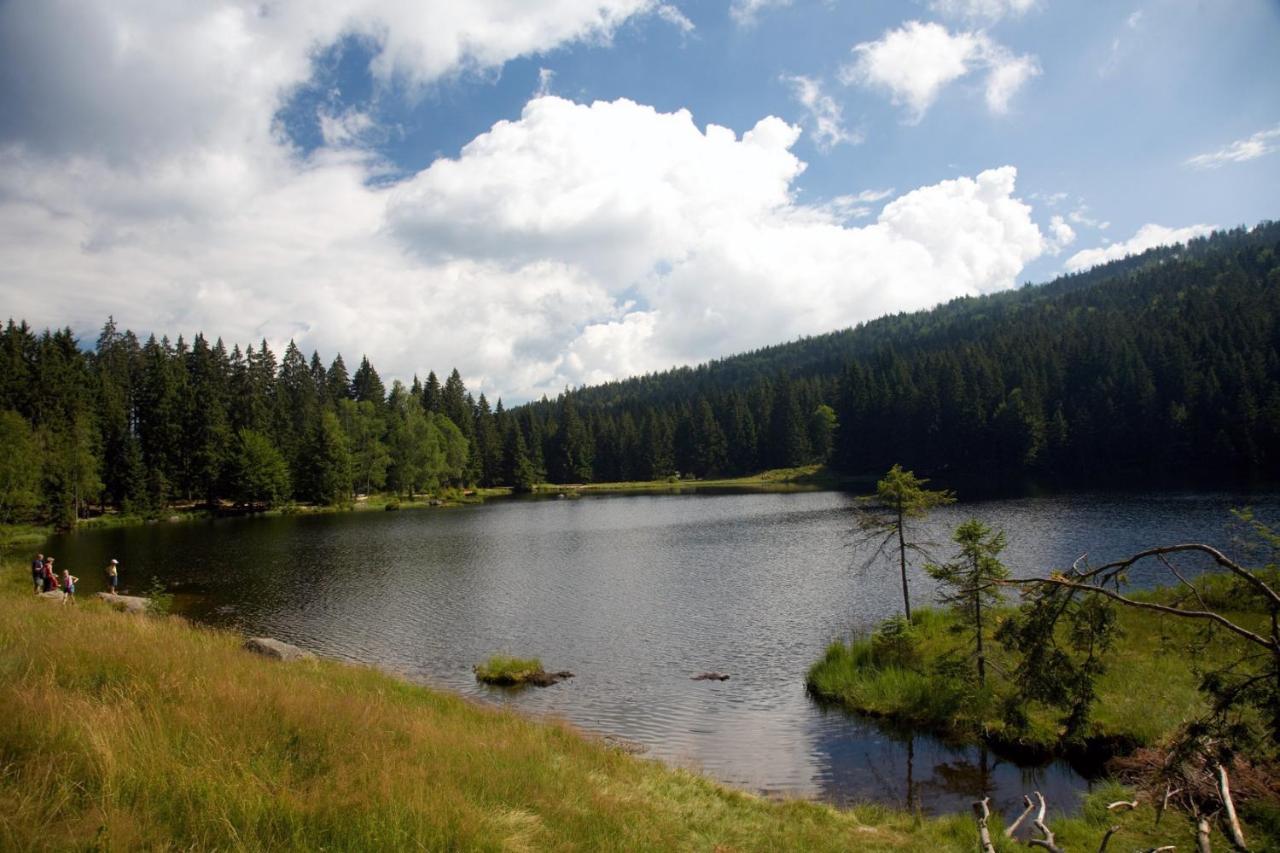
[539,465,863,493]
[807,590,1265,756]
[0,561,1217,851]
[474,655,546,685]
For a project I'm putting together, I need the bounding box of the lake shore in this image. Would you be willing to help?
[0,562,1209,851]
[0,466,857,549]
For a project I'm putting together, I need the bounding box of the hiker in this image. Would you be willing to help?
[32,553,44,594]
[106,559,120,594]
[43,557,57,593]
[61,569,78,605]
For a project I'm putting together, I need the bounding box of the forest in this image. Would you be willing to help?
[2,221,1278,527]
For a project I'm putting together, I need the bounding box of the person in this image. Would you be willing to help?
[61,569,78,605]
[106,559,120,594]
[32,553,44,594]
[42,557,56,593]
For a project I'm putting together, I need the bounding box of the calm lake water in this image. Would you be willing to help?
[40,488,1280,816]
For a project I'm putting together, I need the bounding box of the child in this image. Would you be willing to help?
[106,559,120,594]
[61,569,78,605]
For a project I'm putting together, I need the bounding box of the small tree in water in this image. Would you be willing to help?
[856,464,954,621]
[926,520,1008,688]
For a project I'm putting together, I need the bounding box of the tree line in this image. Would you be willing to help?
[3,221,1278,526]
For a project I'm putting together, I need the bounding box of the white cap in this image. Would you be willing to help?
[111,559,118,564]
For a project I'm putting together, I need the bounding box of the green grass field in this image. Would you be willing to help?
[0,561,1217,851]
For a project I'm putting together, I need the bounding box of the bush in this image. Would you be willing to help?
[870,614,921,669]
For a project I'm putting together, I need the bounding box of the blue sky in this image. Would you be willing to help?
[1,0,1277,401]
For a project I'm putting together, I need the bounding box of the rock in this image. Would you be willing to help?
[38,590,65,601]
[527,670,574,687]
[97,592,151,614]
[243,637,315,661]
[691,672,731,681]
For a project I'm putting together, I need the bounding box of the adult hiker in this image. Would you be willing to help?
[106,559,120,594]
[32,553,44,594]
[61,569,78,605]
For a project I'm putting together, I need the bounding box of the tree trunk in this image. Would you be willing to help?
[974,553,986,688]
[897,505,911,621]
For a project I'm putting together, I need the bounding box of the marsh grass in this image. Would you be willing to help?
[808,593,1262,753]
[474,655,546,685]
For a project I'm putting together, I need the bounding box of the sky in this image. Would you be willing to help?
[1,0,1277,403]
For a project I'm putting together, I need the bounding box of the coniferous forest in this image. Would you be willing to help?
[2,221,1278,527]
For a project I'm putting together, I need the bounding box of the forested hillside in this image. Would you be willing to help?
[2,222,1278,527]
[516,220,1280,487]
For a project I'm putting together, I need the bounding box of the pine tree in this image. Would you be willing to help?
[326,354,351,402]
[501,416,536,492]
[927,519,1009,688]
[856,465,956,622]
[351,355,386,408]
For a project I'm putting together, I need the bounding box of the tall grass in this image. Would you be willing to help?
[808,594,1260,752]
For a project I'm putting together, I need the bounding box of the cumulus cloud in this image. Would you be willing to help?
[841,21,1038,121]
[782,75,861,151]
[1185,124,1280,169]
[0,2,1055,402]
[1064,223,1216,272]
[929,0,1038,22]
[1045,215,1076,255]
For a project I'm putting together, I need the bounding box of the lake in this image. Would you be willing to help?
[39,488,1279,816]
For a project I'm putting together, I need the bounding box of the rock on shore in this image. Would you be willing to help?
[96,592,151,614]
[243,637,315,661]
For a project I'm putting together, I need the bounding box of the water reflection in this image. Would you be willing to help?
[40,489,1278,813]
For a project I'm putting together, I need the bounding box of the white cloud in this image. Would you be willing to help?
[730,0,790,26]
[655,3,695,33]
[929,0,1037,22]
[1064,223,1216,272]
[782,75,861,151]
[536,67,556,97]
[1185,124,1280,169]
[0,2,1056,402]
[841,21,1038,121]
[1045,215,1076,255]
[984,52,1041,114]
[1068,205,1109,230]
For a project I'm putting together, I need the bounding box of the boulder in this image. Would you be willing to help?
[243,637,315,662]
[691,672,731,681]
[96,592,151,614]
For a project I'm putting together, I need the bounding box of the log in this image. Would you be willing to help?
[1006,794,1035,838]
[1197,815,1213,853]
[1216,763,1248,851]
[972,798,996,853]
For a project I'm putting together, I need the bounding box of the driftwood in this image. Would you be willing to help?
[973,798,996,853]
[1097,824,1122,853]
[1197,814,1214,853]
[1005,794,1035,838]
[1215,763,1248,851]
[1027,791,1064,853]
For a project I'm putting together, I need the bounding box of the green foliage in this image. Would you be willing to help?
[226,429,291,508]
[869,614,921,669]
[925,519,1008,688]
[857,465,956,621]
[473,655,545,685]
[143,577,174,616]
[0,410,41,523]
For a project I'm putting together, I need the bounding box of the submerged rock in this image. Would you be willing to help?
[691,672,731,681]
[243,637,315,662]
[474,666,574,687]
[96,592,151,614]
